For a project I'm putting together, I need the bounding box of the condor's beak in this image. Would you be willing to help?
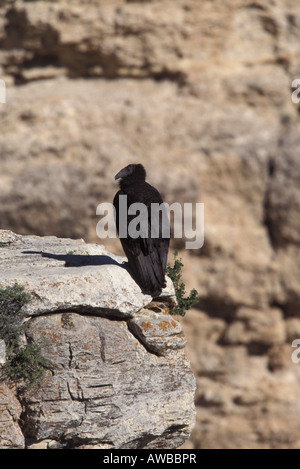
[114,170,122,180]
[115,167,130,180]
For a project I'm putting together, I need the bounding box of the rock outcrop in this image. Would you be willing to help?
[1,0,300,449]
[0,231,196,449]
[1,0,300,316]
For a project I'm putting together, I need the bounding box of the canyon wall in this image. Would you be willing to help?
[1,0,300,448]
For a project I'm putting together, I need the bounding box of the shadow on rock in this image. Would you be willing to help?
[22,250,128,268]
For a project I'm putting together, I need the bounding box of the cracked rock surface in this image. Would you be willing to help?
[0,231,195,449]
[0,230,175,317]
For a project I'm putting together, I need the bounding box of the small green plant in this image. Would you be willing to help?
[0,283,49,388]
[0,283,31,345]
[166,251,199,316]
[3,341,49,386]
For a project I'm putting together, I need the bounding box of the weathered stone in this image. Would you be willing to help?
[0,384,24,449]
[0,231,195,449]
[0,231,176,318]
[21,312,195,449]
[26,439,64,449]
[128,307,186,356]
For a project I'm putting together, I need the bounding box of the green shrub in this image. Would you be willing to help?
[0,283,49,388]
[3,341,50,386]
[166,251,199,316]
[0,283,31,347]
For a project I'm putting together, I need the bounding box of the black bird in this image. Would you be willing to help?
[113,163,170,297]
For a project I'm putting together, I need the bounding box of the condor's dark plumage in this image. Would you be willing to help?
[113,163,170,297]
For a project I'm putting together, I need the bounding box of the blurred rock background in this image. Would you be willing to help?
[1,0,300,449]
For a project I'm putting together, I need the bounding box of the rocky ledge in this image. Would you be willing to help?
[0,230,196,449]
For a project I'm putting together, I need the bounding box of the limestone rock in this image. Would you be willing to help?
[0,230,176,318]
[128,306,186,356]
[21,312,195,449]
[0,384,24,449]
[0,231,195,449]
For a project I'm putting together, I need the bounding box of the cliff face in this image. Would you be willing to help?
[0,230,196,449]
[0,0,300,313]
[1,0,300,449]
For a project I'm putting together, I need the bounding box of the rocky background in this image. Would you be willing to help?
[1,0,300,449]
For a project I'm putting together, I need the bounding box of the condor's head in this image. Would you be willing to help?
[115,163,146,189]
